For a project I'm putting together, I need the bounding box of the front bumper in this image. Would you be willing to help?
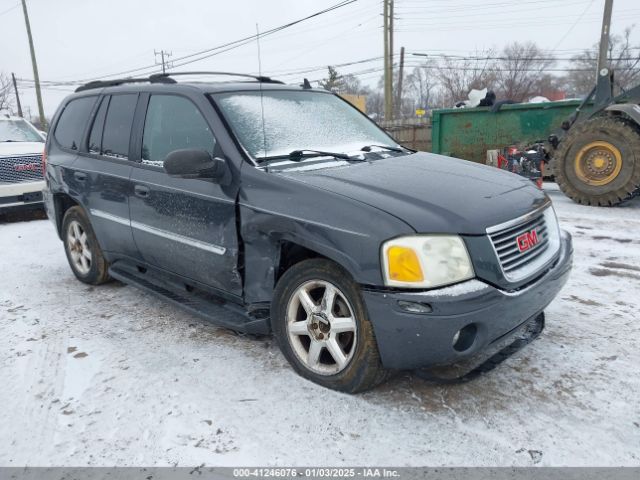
[362,230,573,370]
[0,181,45,212]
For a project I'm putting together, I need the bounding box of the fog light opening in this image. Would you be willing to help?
[453,323,477,352]
[397,300,432,314]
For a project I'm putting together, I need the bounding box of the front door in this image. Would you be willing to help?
[128,93,242,296]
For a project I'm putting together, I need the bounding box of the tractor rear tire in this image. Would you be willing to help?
[553,116,640,206]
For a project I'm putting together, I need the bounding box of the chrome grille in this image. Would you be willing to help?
[0,154,43,184]
[489,210,550,276]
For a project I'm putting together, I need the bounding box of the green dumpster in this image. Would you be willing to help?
[431,100,591,164]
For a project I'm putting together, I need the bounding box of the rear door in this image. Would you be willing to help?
[71,93,139,259]
[128,92,242,296]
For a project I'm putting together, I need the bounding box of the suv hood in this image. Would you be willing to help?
[281,152,549,234]
[0,142,44,157]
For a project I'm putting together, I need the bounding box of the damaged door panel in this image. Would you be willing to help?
[237,165,415,305]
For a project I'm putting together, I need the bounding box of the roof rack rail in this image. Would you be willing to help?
[74,76,176,93]
[74,71,284,93]
[148,71,284,84]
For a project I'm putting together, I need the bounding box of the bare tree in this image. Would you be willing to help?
[341,74,371,96]
[0,73,15,112]
[405,62,437,111]
[435,51,497,106]
[565,26,640,97]
[494,42,555,101]
[365,89,384,120]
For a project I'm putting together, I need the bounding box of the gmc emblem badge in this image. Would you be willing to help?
[516,229,539,253]
[15,163,39,172]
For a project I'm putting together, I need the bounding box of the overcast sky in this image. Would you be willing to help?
[2,0,639,117]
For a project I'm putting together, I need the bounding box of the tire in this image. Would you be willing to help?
[553,116,640,206]
[62,206,111,285]
[272,258,387,393]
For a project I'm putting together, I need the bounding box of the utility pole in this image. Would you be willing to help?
[383,0,389,120]
[20,0,45,128]
[11,73,23,118]
[154,50,173,74]
[395,47,405,119]
[389,0,394,107]
[383,0,394,120]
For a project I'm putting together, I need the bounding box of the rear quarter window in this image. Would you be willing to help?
[54,96,97,150]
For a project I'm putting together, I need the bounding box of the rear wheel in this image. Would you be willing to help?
[272,258,387,393]
[553,116,640,206]
[62,206,111,285]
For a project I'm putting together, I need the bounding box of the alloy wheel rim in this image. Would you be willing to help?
[286,280,357,376]
[67,220,92,275]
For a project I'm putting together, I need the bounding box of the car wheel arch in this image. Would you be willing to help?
[242,232,365,305]
[53,193,80,239]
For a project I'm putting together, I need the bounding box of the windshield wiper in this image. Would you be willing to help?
[288,149,352,161]
[258,149,364,164]
[360,144,407,153]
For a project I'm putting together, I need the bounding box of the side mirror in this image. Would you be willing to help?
[163,149,228,183]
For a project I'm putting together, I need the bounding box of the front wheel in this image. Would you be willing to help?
[272,259,387,393]
[553,116,640,206]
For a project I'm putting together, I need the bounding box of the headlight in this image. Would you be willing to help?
[544,205,561,252]
[381,235,474,288]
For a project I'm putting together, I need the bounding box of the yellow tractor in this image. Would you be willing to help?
[552,0,640,206]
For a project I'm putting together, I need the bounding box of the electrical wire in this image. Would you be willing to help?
[0,1,19,17]
[549,0,597,53]
[23,0,358,85]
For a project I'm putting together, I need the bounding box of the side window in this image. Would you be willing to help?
[54,96,97,150]
[142,95,216,167]
[87,96,109,154]
[102,94,138,159]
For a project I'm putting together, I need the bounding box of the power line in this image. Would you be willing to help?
[0,1,19,17]
[167,0,358,71]
[395,13,640,29]
[299,60,640,84]
[266,56,386,77]
[395,0,592,18]
[550,0,596,53]
[262,49,640,81]
[24,0,357,85]
[411,53,640,62]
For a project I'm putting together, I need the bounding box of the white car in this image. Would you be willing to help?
[0,115,46,213]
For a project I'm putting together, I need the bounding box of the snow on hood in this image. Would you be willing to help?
[0,142,44,157]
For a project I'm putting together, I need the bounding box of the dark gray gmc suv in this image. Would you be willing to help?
[43,72,573,392]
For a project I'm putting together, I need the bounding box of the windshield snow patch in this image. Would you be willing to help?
[0,120,43,143]
[215,91,394,159]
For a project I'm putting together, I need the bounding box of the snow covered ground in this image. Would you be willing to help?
[0,184,638,467]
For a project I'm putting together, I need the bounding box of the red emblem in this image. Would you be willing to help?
[15,163,39,172]
[516,229,539,253]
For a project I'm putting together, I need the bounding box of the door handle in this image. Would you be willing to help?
[74,172,87,182]
[134,185,150,198]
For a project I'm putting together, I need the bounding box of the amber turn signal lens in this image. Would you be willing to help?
[386,246,424,283]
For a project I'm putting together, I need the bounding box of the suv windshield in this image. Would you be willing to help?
[214,90,398,161]
[0,119,43,143]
